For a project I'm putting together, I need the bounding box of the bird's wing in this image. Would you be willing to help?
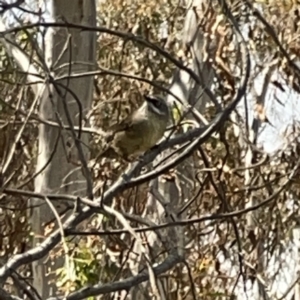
[109,109,144,134]
[104,115,135,144]
[109,117,133,133]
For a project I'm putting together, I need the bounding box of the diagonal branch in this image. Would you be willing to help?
[46,252,182,300]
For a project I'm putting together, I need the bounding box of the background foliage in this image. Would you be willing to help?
[1,0,300,299]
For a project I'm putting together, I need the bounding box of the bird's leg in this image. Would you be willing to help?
[121,173,131,182]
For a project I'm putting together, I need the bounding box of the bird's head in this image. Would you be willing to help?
[143,94,169,117]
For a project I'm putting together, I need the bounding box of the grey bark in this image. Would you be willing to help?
[0,1,96,298]
[31,1,96,298]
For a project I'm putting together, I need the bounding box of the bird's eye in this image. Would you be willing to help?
[152,99,161,108]
[144,94,165,109]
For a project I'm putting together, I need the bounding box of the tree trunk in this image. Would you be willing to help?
[30,1,96,298]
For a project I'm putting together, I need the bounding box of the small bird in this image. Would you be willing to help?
[101,94,169,160]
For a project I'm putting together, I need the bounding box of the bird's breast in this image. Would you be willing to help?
[141,117,167,147]
[112,112,168,158]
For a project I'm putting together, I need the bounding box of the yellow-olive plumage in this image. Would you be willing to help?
[102,95,169,160]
